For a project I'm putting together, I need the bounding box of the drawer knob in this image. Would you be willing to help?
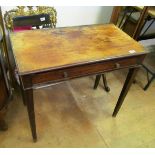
[115,63,120,68]
[63,72,68,78]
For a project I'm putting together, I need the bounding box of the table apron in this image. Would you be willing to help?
[20,55,145,90]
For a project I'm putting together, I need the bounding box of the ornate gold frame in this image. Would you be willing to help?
[4,6,57,30]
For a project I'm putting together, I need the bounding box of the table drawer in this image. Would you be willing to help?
[29,55,142,86]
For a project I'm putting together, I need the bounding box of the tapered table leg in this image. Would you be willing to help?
[0,110,8,131]
[0,119,8,131]
[21,89,27,106]
[112,67,139,117]
[0,99,8,131]
[24,88,37,142]
[94,75,101,89]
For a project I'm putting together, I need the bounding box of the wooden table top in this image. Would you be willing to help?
[10,24,145,75]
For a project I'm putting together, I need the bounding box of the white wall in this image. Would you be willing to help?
[1,6,113,27]
[55,6,113,27]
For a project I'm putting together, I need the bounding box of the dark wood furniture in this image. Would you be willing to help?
[113,6,155,40]
[0,7,15,88]
[10,24,146,142]
[110,6,122,25]
[142,46,155,90]
[109,6,155,90]
[0,28,11,131]
[0,6,57,130]
[94,74,110,91]
[119,6,155,90]
[4,6,109,93]
[2,6,57,87]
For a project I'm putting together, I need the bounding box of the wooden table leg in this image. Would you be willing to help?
[0,119,8,131]
[21,89,27,106]
[0,108,8,131]
[94,75,101,89]
[112,67,139,117]
[24,88,37,142]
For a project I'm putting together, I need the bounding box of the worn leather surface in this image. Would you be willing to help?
[10,24,145,74]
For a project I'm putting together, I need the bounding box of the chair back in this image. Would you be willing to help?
[115,6,151,40]
[4,6,57,31]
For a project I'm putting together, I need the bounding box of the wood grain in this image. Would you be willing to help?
[110,7,122,25]
[10,24,145,74]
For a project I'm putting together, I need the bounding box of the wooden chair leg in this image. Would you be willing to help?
[144,75,154,91]
[102,74,110,92]
[142,64,155,91]
[93,75,101,89]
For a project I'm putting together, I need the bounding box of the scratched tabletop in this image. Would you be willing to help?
[10,24,145,74]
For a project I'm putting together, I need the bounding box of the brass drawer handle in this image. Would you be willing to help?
[63,71,68,78]
[115,63,120,68]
